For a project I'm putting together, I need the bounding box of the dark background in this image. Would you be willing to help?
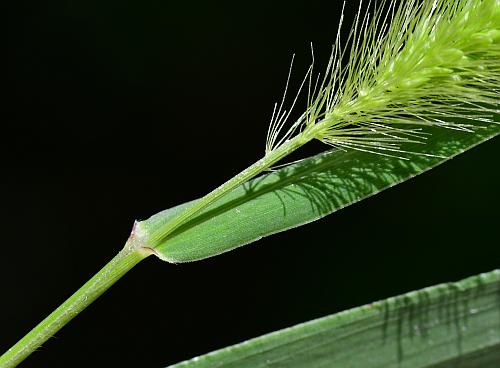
[3,1,499,367]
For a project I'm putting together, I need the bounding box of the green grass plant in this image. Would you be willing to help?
[1,0,498,366]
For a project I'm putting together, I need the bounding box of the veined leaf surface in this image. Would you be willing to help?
[168,269,500,367]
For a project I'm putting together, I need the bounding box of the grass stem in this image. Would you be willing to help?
[0,248,148,368]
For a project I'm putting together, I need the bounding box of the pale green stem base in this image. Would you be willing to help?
[0,247,148,368]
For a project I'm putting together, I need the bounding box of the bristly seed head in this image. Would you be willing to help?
[266,0,500,159]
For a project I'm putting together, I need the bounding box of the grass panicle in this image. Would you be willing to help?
[267,0,500,158]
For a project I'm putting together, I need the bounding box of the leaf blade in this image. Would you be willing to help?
[167,269,500,368]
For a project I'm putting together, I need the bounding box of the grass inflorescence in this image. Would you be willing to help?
[267,0,500,157]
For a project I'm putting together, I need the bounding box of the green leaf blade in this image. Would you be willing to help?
[168,269,500,368]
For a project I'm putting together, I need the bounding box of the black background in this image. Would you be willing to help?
[3,1,499,367]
